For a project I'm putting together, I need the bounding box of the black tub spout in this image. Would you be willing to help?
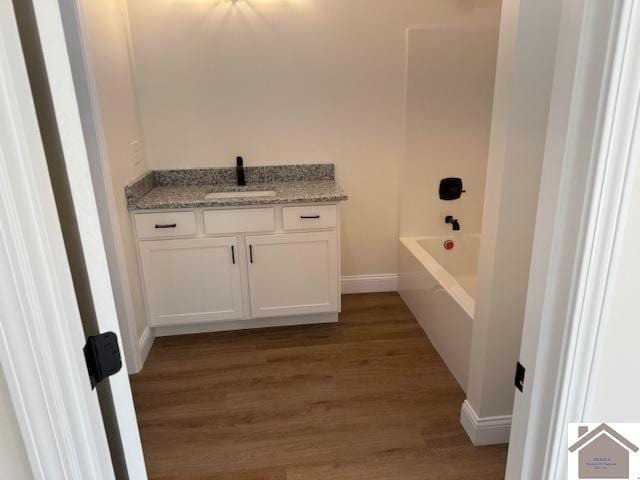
[445,216,460,231]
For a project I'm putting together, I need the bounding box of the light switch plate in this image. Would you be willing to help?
[131,140,141,166]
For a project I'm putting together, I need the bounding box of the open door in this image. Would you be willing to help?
[4,0,147,478]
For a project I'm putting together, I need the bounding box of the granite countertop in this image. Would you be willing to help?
[126,164,347,211]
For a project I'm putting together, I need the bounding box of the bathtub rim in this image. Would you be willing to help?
[399,235,476,318]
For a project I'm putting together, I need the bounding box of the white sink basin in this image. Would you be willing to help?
[205,190,277,200]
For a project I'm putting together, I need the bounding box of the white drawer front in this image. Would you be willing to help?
[134,212,197,239]
[204,208,275,235]
[283,205,337,231]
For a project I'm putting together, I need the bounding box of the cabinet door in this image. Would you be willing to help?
[139,237,243,326]
[246,232,338,318]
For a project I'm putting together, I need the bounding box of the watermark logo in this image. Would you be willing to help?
[569,423,640,479]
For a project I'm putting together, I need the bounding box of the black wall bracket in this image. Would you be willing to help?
[84,332,122,389]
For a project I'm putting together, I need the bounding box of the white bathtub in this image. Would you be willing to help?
[398,235,479,391]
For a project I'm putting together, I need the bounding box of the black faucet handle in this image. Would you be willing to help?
[445,215,454,223]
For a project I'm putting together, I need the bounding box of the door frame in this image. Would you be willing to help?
[0,1,114,477]
[1,0,148,478]
[26,0,147,475]
[58,0,146,374]
[506,0,640,478]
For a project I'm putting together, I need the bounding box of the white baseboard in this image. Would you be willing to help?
[460,400,511,446]
[154,312,339,337]
[341,274,399,294]
[138,326,154,366]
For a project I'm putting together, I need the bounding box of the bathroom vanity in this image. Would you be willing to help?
[126,164,347,336]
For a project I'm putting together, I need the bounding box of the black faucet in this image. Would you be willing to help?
[236,156,246,186]
[445,216,460,231]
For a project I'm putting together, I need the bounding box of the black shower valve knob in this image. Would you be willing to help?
[439,178,466,201]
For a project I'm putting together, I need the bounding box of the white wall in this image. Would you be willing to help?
[466,0,563,420]
[400,26,498,237]
[125,0,502,276]
[0,368,32,480]
[77,0,149,339]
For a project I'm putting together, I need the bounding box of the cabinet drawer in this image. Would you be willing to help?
[204,208,275,235]
[282,205,337,231]
[134,211,197,239]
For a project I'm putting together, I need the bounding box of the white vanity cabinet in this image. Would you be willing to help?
[138,237,244,326]
[246,232,338,318]
[132,204,341,333]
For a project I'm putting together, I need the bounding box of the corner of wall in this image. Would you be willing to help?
[464,0,563,425]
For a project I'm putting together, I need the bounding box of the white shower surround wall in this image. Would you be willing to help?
[397,23,499,394]
[398,235,479,391]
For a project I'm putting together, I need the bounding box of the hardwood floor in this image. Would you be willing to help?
[131,293,508,479]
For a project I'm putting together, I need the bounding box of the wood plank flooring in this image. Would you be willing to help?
[131,293,508,479]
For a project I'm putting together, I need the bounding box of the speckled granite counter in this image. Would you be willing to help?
[126,164,347,210]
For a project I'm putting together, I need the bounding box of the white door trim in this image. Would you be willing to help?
[0,2,113,477]
[543,0,640,477]
[23,0,148,478]
[507,0,640,478]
